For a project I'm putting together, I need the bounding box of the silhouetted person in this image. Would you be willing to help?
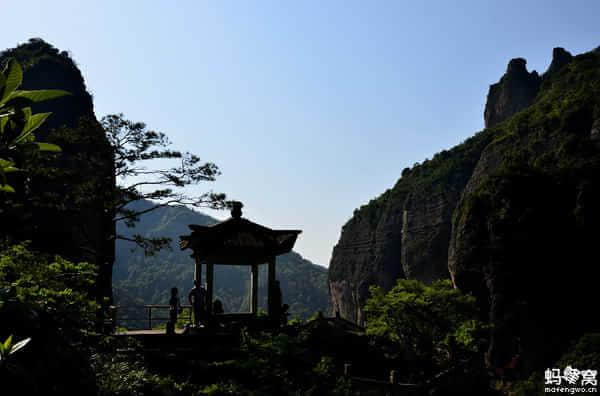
[188,280,206,326]
[167,287,181,335]
[281,303,289,325]
[213,299,224,315]
[270,280,283,326]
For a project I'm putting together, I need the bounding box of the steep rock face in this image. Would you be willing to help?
[484,58,541,128]
[329,128,493,322]
[545,47,573,76]
[328,47,583,338]
[0,39,115,300]
[329,197,385,324]
[449,49,599,370]
[0,38,95,130]
[401,187,459,282]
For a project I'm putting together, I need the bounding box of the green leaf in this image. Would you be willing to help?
[2,89,70,106]
[2,59,22,102]
[0,158,14,168]
[0,178,15,193]
[9,337,31,355]
[17,106,32,126]
[13,112,51,145]
[2,166,21,173]
[0,116,8,134]
[34,142,61,153]
[3,335,12,350]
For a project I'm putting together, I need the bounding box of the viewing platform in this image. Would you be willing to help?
[107,201,301,359]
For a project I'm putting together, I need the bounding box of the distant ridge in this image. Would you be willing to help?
[113,200,328,320]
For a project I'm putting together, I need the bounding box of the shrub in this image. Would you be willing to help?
[364,279,488,376]
[0,242,99,337]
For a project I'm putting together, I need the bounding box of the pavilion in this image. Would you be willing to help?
[179,201,301,318]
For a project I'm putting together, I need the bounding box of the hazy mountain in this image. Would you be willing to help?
[113,200,328,323]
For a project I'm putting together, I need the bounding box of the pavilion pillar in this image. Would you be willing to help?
[206,262,214,314]
[267,256,276,316]
[250,263,258,314]
[194,255,202,284]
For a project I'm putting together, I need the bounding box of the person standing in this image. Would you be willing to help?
[269,280,283,326]
[167,287,181,335]
[188,280,206,326]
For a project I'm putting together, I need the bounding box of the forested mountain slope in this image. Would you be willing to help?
[113,200,328,321]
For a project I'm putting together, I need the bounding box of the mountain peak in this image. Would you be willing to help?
[545,47,573,76]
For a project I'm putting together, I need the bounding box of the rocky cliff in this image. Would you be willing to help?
[329,126,493,324]
[0,38,95,130]
[483,58,541,128]
[0,39,115,300]
[329,47,600,368]
[449,47,600,370]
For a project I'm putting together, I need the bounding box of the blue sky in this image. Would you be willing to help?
[4,1,600,266]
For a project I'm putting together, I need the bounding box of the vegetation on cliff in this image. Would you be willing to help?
[331,45,600,391]
[3,36,600,395]
[0,38,95,130]
[449,47,600,375]
[0,39,115,303]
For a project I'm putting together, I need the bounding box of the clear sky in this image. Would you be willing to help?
[4,1,600,267]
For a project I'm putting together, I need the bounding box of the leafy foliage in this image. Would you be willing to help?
[509,333,600,396]
[103,113,228,255]
[0,58,68,192]
[0,243,99,336]
[0,335,31,367]
[364,279,488,377]
[555,333,600,374]
[0,244,100,395]
[93,350,200,396]
[91,324,365,396]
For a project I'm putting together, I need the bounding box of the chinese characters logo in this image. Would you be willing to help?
[545,366,597,386]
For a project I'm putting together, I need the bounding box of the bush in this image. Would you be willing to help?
[364,279,488,377]
[0,243,100,395]
[509,334,600,396]
[555,333,600,371]
[0,242,99,337]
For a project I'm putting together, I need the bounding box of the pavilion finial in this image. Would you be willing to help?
[231,201,243,219]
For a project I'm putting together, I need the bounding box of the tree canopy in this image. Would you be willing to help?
[103,113,228,255]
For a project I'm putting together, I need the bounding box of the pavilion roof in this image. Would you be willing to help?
[179,202,301,264]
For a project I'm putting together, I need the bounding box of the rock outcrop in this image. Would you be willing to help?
[329,129,494,323]
[0,39,115,301]
[482,48,574,129]
[449,48,598,371]
[545,47,573,77]
[483,58,541,128]
[329,46,599,370]
[1,38,95,130]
